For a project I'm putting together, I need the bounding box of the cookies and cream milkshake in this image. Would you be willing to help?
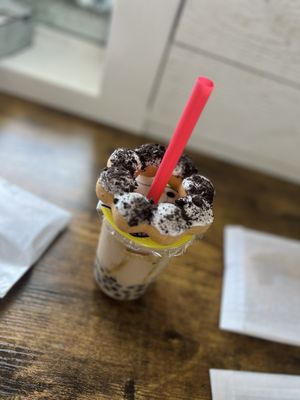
[95,144,215,301]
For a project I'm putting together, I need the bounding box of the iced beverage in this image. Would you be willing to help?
[95,207,192,300]
[95,144,215,300]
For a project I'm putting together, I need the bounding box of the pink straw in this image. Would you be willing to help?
[147,76,214,204]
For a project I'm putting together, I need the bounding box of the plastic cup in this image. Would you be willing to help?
[94,204,194,301]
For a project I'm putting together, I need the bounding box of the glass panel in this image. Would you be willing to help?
[19,0,113,46]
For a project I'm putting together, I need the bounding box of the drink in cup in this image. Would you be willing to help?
[94,143,214,300]
[94,77,215,300]
[95,204,193,300]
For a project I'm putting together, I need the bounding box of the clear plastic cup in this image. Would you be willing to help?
[94,205,194,301]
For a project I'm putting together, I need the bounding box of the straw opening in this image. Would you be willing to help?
[197,77,214,88]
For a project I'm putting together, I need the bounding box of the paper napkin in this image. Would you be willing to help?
[220,226,300,345]
[0,177,71,298]
[210,369,300,400]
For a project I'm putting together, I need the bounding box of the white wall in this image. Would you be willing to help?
[145,0,300,183]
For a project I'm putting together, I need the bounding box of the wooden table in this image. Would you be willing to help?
[0,94,299,399]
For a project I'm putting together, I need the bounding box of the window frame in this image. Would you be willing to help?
[0,0,181,132]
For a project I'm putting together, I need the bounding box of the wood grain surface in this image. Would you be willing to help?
[0,94,299,399]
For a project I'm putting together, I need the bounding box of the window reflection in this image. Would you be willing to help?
[20,0,114,46]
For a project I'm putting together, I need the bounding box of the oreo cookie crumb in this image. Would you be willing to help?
[176,195,213,226]
[135,143,166,169]
[115,193,153,227]
[99,166,137,194]
[182,174,215,204]
[131,232,149,238]
[109,148,141,175]
[98,145,215,236]
[173,154,198,178]
[151,203,188,236]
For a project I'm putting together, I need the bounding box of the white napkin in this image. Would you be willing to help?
[220,225,300,345]
[0,177,71,298]
[210,369,300,400]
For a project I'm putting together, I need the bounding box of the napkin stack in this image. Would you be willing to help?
[210,369,300,400]
[221,225,300,345]
[213,226,300,399]
[0,177,70,298]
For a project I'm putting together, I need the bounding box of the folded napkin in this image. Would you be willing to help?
[220,226,300,345]
[210,369,300,400]
[0,177,70,298]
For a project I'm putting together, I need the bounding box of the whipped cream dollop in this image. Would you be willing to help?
[114,192,152,227]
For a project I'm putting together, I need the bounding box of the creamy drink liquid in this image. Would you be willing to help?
[95,206,192,300]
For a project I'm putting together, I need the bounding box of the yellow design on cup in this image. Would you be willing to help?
[101,206,194,250]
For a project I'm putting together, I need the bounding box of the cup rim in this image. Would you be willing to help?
[99,205,194,250]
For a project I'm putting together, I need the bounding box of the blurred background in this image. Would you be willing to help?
[0,0,299,183]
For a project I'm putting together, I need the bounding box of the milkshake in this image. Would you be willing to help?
[95,144,215,300]
[95,206,192,300]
